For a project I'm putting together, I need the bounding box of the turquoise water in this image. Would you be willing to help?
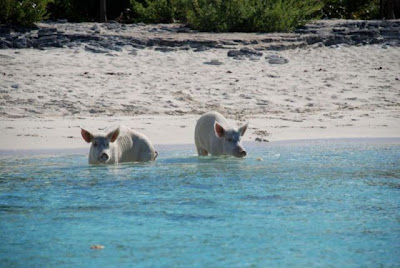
[1,139,399,267]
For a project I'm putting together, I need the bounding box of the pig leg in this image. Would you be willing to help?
[195,136,208,156]
[196,145,208,156]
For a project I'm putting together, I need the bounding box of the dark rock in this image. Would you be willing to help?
[240,47,263,56]
[351,34,369,43]
[38,28,57,37]
[380,29,400,38]
[65,42,78,48]
[324,35,347,46]
[57,19,68,23]
[265,44,287,51]
[176,26,192,33]
[13,37,28,48]
[354,29,379,37]
[37,34,59,47]
[0,39,11,49]
[227,47,262,59]
[109,45,123,52]
[194,46,208,52]
[304,35,323,45]
[227,50,241,57]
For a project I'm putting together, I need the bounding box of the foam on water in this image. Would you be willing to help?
[1,139,399,267]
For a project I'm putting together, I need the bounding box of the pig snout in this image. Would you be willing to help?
[99,152,109,163]
[234,147,247,158]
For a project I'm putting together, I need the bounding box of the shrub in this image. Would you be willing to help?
[322,0,380,19]
[129,0,175,23]
[0,0,49,27]
[185,0,323,32]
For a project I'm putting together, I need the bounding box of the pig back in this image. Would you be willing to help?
[116,126,156,162]
[195,112,228,152]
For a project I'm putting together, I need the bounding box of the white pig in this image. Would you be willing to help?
[194,111,249,158]
[81,125,157,164]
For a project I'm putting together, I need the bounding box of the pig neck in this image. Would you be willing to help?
[210,137,224,155]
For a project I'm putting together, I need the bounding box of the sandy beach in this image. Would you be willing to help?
[0,21,399,150]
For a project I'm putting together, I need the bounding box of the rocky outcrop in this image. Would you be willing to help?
[0,20,399,51]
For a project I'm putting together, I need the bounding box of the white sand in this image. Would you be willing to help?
[1,44,399,150]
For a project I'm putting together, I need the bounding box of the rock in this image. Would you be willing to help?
[324,35,347,46]
[90,25,101,34]
[0,42,10,49]
[37,35,58,47]
[154,47,177,52]
[38,28,57,37]
[13,37,28,48]
[106,52,119,57]
[228,47,263,59]
[240,47,263,57]
[128,49,138,56]
[176,26,192,33]
[106,22,120,30]
[266,55,289,64]
[227,50,241,58]
[380,29,400,37]
[194,46,208,52]
[249,55,260,61]
[57,19,68,23]
[109,45,123,52]
[84,45,109,53]
[204,59,224,65]
[11,84,19,89]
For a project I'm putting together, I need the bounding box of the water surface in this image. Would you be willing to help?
[1,139,399,267]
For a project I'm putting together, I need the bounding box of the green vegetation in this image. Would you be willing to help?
[184,0,323,32]
[0,0,49,27]
[130,0,175,23]
[322,0,380,19]
[0,0,389,31]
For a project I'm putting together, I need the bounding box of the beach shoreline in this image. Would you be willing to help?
[1,20,399,151]
[1,137,399,157]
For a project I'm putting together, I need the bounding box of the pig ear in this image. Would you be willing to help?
[214,122,225,138]
[81,128,92,143]
[239,122,249,137]
[107,127,120,143]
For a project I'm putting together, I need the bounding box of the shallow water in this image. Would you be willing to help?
[1,140,399,267]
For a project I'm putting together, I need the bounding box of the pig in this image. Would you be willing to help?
[81,125,157,164]
[194,111,249,158]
